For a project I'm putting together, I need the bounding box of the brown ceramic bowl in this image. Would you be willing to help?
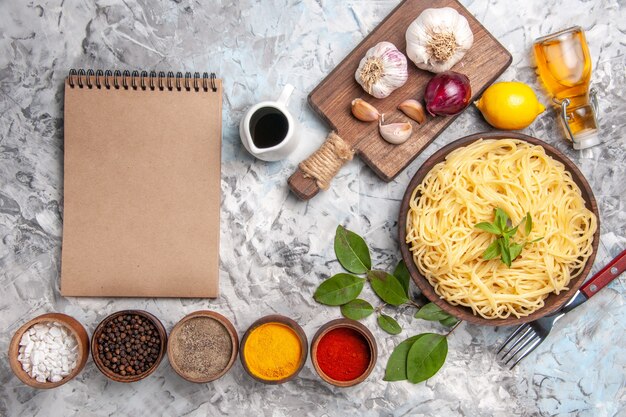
[239,314,308,384]
[398,131,600,327]
[9,313,89,389]
[91,310,167,383]
[167,310,239,383]
[310,318,377,387]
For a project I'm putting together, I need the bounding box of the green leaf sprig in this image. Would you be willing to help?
[475,208,543,267]
[334,225,371,273]
[313,225,462,384]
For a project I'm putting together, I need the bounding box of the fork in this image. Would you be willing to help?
[497,248,626,369]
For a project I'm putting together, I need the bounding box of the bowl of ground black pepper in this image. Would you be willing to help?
[91,310,167,383]
[311,318,377,387]
[167,311,239,383]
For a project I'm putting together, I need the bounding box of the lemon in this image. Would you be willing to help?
[475,82,545,130]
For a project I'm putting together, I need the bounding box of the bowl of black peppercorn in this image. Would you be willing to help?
[91,310,167,383]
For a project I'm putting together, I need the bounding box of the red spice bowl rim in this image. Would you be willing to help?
[239,314,308,385]
[167,310,239,383]
[91,310,167,383]
[310,318,378,387]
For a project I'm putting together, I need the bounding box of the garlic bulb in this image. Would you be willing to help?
[405,7,474,73]
[355,42,408,99]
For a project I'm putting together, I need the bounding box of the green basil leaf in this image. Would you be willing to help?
[482,239,501,260]
[368,270,409,306]
[383,335,425,381]
[525,212,532,236]
[313,273,365,306]
[529,237,543,243]
[494,208,509,233]
[393,260,411,296]
[502,231,510,248]
[498,238,512,267]
[474,222,501,235]
[509,242,524,262]
[504,224,519,237]
[414,302,452,322]
[439,316,460,327]
[378,314,402,335]
[406,333,448,384]
[340,299,374,320]
[334,225,371,274]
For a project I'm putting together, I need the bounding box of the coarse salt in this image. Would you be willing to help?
[17,321,79,383]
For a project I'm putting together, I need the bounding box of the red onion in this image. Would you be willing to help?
[424,71,472,116]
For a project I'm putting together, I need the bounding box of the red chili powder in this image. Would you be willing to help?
[316,327,371,381]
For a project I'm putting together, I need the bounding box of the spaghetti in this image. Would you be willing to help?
[406,139,596,319]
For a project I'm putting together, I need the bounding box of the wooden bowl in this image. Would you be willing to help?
[310,318,377,387]
[239,314,308,384]
[91,310,167,383]
[167,310,239,383]
[9,313,89,389]
[398,131,600,326]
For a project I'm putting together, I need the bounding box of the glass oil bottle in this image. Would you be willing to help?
[534,26,600,149]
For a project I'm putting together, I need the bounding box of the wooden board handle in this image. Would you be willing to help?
[288,169,321,200]
[288,132,354,200]
[580,248,626,299]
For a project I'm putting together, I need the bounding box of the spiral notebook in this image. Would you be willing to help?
[61,70,222,298]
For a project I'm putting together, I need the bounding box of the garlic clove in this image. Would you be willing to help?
[351,98,380,122]
[379,115,413,145]
[398,99,426,124]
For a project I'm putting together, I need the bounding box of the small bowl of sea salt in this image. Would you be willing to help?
[9,313,89,389]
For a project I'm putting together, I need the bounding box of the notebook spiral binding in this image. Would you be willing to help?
[67,69,218,92]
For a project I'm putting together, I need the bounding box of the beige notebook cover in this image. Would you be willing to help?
[61,71,222,298]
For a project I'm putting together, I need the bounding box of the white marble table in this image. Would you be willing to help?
[1,0,624,416]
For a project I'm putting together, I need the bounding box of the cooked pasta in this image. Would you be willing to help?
[406,139,596,319]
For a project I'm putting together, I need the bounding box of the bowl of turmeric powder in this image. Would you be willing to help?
[239,315,308,384]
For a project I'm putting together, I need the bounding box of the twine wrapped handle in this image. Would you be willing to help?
[299,132,354,190]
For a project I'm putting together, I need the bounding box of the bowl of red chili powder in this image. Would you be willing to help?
[311,319,377,387]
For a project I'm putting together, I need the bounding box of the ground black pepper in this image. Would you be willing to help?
[170,317,232,380]
[96,314,161,376]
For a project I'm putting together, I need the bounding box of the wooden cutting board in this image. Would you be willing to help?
[288,0,512,199]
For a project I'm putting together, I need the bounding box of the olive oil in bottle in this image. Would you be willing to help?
[534,27,599,149]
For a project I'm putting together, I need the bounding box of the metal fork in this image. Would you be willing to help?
[497,248,626,369]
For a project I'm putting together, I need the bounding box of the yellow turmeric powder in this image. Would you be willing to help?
[243,322,302,380]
